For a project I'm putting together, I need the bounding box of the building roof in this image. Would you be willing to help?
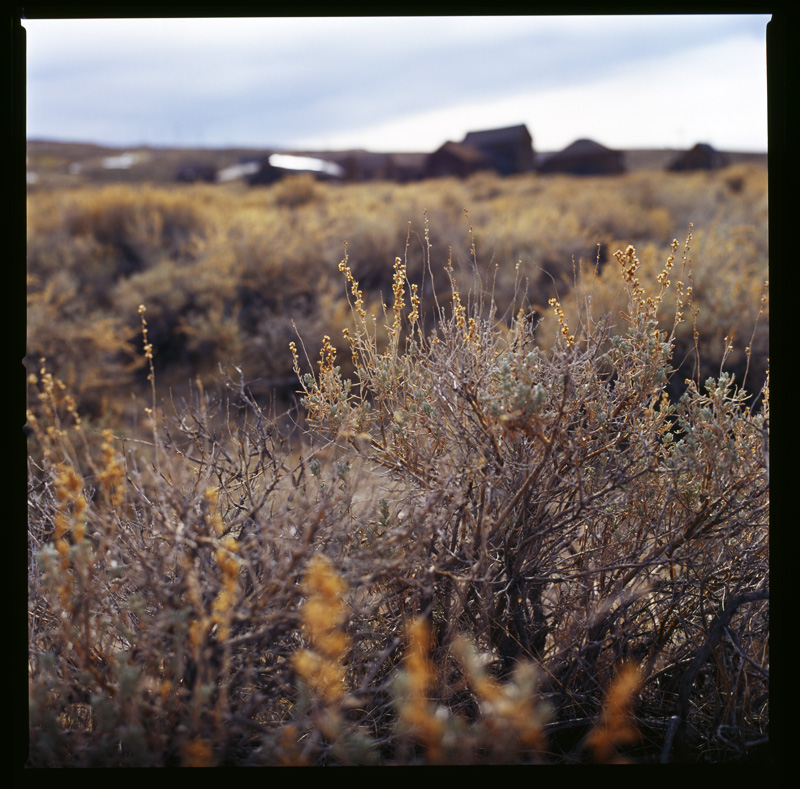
[390,152,428,168]
[667,142,729,171]
[433,141,492,163]
[463,124,532,146]
[538,138,625,175]
[552,138,617,158]
[267,153,344,178]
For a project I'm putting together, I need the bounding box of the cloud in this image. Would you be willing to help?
[23,15,770,151]
[294,31,768,153]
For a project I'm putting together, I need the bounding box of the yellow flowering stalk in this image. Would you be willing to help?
[584,663,642,763]
[548,297,575,350]
[211,534,240,643]
[52,462,88,607]
[397,618,445,763]
[96,429,126,508]
[454,636,549,760]
[292,555,350,704]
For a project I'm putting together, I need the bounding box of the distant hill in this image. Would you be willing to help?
[25,139,767,189]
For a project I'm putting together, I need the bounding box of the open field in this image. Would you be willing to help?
[26,152,769,765]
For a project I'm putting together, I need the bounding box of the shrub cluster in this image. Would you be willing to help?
[25,164,767,421]
[26,232,768,765]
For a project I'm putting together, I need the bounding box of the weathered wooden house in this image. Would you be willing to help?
[216,160,261,183]
[175,163,217,183]
[667,142,730,172]
[462,124,535,175]
[538,138,625,175]
[246,153,345,185]
[336,151,394,182]
[425,141,495,179]
[389,152,428,183]
[335,151,427,183]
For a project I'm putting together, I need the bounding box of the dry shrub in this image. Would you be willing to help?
[294,234,769,763]
[534,228,768,408]
[271,173,320,208]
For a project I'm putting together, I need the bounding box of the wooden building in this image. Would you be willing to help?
[246,153,345,185]
[425,141,495,179]
[336,151,427,182]
[175,163,217,183]
[667,142,730,172]
[462,124,535,175]
[538,138,625,175]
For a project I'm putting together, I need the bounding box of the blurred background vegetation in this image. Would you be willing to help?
[26,148,768,433]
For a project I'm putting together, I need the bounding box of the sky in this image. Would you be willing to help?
[22,14,772,154]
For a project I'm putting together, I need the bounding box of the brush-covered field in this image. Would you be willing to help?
[26,163,769,765]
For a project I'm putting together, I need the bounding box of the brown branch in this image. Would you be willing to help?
[660,584,769,763]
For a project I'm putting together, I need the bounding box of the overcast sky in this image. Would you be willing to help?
[22,14,772,153]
